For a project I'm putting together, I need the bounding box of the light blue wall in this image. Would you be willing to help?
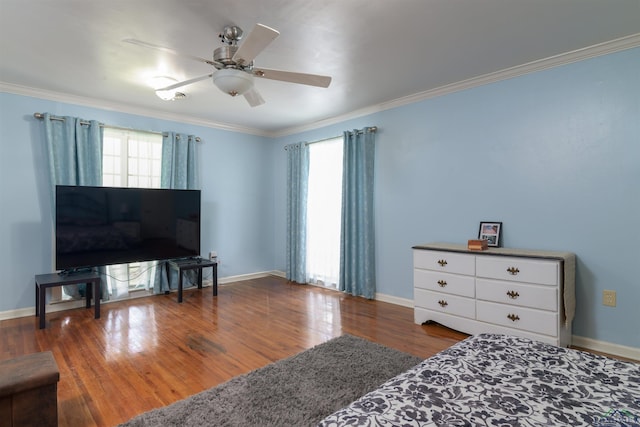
[0,93,275,313]
[271,47,640,348]
[1,47,637,348]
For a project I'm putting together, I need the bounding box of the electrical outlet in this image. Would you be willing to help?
[603,290,616,307]
[209,251,217,261]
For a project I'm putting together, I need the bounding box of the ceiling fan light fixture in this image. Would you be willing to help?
[155,88,186,101]
[213,69,254,97]
[149,76,185,101]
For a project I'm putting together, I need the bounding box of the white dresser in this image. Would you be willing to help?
[413,242,575,347]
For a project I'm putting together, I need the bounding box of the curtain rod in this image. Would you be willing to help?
[308,126,377,146]
[284,126,378,150]
[33,112,201,142]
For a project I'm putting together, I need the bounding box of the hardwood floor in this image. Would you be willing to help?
[1,275,468,427]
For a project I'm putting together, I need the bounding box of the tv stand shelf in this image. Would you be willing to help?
[166,259,218,303]
[35,271,101,329]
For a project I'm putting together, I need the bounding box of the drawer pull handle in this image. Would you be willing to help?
[506,290,520,299]
[507,267,520,275]
[507,313,520,322]
[438,300,448,308]
[437,259,448,267]
[437,280,447,287]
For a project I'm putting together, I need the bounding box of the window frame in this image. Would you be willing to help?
[103,127,163,292]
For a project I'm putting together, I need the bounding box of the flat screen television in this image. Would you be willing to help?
[55,185,201,271]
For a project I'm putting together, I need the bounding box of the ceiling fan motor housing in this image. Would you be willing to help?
[213,45,252,70]
[219,26,243,45]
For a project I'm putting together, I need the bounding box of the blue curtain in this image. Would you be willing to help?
[285,142,309,283]
[44,114,102,206]
[339,128,376,298]
[161,132,198,189]
[154,132,200,293]
[43,113,104,297]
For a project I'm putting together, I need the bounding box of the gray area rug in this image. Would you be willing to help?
[119,334,423,427]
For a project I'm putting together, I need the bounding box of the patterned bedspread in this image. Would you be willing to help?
[319,334,640,426]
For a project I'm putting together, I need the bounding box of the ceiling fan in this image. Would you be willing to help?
[124,23,332,107]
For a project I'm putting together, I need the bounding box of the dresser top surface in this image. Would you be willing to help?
[413,242,575,262]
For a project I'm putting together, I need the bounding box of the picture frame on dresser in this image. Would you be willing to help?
[478,221,502,247]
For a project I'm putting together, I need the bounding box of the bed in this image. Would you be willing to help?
[319,333,640,426]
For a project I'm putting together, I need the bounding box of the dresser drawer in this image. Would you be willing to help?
[476,256,559,285]
[476,301,557,336]
[476,279,557,311]
[415,288,475,319]
[414,250,475,275]
[414,269,475,297]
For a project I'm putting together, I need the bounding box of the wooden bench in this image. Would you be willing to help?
[0,351,60,427]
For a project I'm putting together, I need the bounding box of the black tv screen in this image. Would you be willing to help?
[55,185,201,270]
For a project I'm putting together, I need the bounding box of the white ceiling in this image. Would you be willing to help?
[1,0,639,135]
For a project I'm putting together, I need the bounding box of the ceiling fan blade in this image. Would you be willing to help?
[252,68,331,88]
[232,24,280,66]
[158,74,213,91]
[243,87,265,107]
[123,38,215,66]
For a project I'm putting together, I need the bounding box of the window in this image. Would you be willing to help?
[103,128,162,188]
[306,137,343,287]
[103,127,163,294]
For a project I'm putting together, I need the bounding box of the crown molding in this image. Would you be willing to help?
[3,33,639,140]
[272,33,640,138]
[0,82,269,137]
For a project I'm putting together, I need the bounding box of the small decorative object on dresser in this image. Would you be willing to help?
[413,242,575,347]
[467,239,488,251]
[478,221,502,247]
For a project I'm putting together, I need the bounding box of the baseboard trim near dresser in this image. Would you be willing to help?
[375,290,639,361]
[572,335,640,362]
[375,292,413,308]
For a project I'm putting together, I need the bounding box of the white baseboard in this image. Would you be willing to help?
[374,294,639,361]
[268,270,286,278]
[0,271,281,321]
[375,292,413,308]
[571,335,640,361]
[219,270,284,284]
[3,273,637,361]
[280,282,639,360]
[0,290,158,321]
[0,307,35,321]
